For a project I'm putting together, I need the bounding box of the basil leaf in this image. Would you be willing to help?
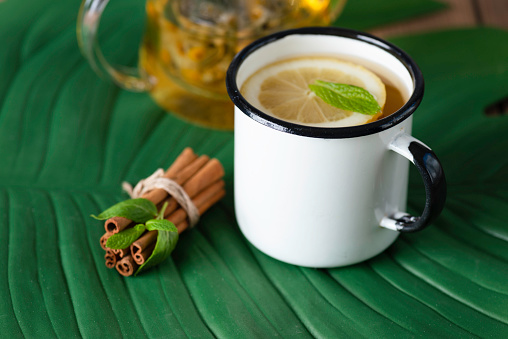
[135,229,179,276]
[309,80,381,115]
[91,198,158,223]
[105,224,146,250]
[146,219,178,232]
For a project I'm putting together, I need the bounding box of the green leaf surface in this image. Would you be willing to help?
[338,0,446,30]
[146,219,178,232]
[136,228,179,276]
[91,198,157,223]
[309,80,381,114]
[106,224,146,249]
[2,0,508,337]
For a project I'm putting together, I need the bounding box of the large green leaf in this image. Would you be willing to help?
[338,0,446,30]
[1,0,507,337]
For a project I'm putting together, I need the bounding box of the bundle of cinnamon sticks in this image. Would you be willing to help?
[100,148,225,276]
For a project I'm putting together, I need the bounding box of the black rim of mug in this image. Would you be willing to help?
[226,26,424,139]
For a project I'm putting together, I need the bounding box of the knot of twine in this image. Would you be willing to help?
[122,169,200,228]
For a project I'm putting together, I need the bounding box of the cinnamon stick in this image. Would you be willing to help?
[175,220,189,234]
[116,254,139,276]
[167,180,225,225]
[176,185,226,234]
[131,230,158,256]
[105,216,132,234]
[104,147,200,234]
[133,243,156,265]
[163,159,225,217]
[105,249,118,269]
[183,159,225,198]
[142,154,207,205]
[100,232,112,250]
[113,247,130,258]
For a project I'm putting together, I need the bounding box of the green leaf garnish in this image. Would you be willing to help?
[156,201,168,220]
[146,219,178,232]
[309,80,381,115]
[91,198,158,223]
[106,224,146,249]
[135,227,179,276]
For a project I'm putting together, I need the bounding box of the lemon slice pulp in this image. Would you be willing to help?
[240,57,386,127]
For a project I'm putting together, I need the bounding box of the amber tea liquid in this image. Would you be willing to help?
[139,0,344,129]
[381,84,406,119]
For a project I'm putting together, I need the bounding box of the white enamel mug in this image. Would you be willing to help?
[226,27,446,268]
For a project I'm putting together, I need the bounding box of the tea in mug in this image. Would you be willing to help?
[139,0,346,129]
[240,56,407,127]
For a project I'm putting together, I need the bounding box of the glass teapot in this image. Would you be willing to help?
[78,0,347,129]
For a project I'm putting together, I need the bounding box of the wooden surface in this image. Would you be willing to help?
[370,0,508,38]
[370,0,508,116]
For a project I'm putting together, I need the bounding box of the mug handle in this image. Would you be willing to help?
[380,132,446,233]
[77,0,153,91]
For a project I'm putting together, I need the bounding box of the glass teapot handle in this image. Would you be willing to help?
[77,0,153,91]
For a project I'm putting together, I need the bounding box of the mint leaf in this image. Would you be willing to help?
[146,219,178,232]
[91,198,158,223]
[309,80,381,115]
[135,228,179,276]
[156,201,168,220]
[106,224,146,249]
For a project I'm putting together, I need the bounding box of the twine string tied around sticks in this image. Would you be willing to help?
[122,169,200,228]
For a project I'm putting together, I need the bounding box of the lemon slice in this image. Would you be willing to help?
[241,57,386,127]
